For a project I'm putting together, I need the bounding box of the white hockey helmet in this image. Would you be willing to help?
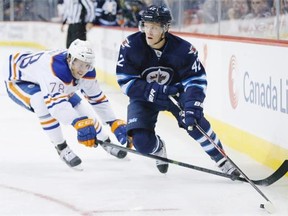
[68,39,95,68]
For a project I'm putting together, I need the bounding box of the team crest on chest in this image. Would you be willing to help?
[142,67,173,85]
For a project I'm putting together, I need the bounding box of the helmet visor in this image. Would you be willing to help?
[140,21,164,34]
[70,58,94,79]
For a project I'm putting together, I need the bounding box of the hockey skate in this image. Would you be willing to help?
[101,138,127,159]
[217,158,240,179]
[153,136,169,174]
[56,142,82,170]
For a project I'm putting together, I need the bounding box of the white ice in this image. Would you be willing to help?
[0,47,287,216]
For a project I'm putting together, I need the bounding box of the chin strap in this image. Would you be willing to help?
[153,32,166,46]
[153,35,165,46]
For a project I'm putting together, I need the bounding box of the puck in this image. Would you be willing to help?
[260,204,265,209]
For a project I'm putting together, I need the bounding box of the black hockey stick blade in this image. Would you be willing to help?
[247,160,288,186]
[98,141,287,186]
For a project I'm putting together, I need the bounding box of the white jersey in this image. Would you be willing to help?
[4,49,117,125]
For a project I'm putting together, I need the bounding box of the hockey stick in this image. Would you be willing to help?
[252,160,288,186]
[99,139,287,186]
[168,96,277,212]
[167,96,288,186]
[98,140,246,180]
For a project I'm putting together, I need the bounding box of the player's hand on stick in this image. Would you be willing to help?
[72,116,97,147]
[184,101,203,130]
[144,82,179,106]
[110,119,127,145]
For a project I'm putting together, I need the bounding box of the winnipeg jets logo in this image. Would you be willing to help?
[121,38,130,49]
[148,69,167,83]
[188,44,197,55]
[142,67,173,85]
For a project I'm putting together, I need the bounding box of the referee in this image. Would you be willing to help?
[61,0,95,48]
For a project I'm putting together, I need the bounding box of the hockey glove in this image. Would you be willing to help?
[110,119,127,145]
[184,101,203,129]
[144,82,179,106]
[72,116,96,147]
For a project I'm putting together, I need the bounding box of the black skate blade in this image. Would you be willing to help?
[157,164,169,174]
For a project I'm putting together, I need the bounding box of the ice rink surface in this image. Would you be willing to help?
[0,48,287,215]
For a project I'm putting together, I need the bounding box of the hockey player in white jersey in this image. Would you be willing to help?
[3,39,127,170]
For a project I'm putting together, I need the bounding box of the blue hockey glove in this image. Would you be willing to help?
[72,116,96,147]
[144,82,179,106]
[184,101,203,129]
[110,119,127,145]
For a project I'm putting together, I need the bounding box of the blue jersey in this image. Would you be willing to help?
[116,32,207,103]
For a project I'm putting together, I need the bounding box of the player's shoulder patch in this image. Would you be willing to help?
[121,38,131,49]
[168,34,198,56]
[188,44,198,55]
[121,32,142,50]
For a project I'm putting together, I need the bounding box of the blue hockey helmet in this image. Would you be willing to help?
[141,5,171,25]
[139,5,172,33]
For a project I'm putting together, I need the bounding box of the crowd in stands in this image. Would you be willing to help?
[2,0,58,21]
[179,0,279,23]
[2,0,288,39]
[176,0,288,38]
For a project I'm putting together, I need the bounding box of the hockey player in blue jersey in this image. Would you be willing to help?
[116,5,241,177]
[3,39,127,170]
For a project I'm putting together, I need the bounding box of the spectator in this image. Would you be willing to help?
[198,0,218,23]
[225,0,250,20]
[220,0,233,19]
[93,0,122,26]
[245,0,272,19]
[120,0,147,27]
[272,0,288,14]
[182,0,202,26]
[3,0,29,21]
[272,0,288,37]
[281,0,288,13]
[240,0,274,36]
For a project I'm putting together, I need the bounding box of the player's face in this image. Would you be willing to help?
[143,22,165,48]
[69,58,93,79]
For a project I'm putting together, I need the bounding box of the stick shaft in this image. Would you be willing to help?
[168,96,271,202]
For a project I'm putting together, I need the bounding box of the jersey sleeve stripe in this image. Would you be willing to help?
[44,94,69,109]
[7,82,30,108]
[12,53,20,80]
[116,73,139,95]
[46,99,67,110]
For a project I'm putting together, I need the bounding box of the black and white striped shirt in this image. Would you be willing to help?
[62,0,95,24]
